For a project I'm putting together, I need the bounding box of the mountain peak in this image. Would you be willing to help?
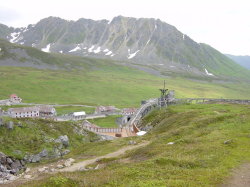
[0,15,248,80]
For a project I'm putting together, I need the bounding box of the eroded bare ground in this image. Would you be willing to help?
[3,141,149,187]
[221,163,250,187]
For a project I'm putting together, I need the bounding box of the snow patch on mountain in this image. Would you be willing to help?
[155,23,157,29]
[103,49,109,52]
[205,69,214,76]
[23,27,29,32]
[59,50,63,53]
[69,45,81,52]
[144,23,158,49]
[10,32,21,43]
[105,51,113,56]
[15,36,23,43]
[41,44,51,53]
[93,47,101,54]
[88,45,95,53]
[128,49,140,59]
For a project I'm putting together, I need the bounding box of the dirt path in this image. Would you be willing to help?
[60,141,149,172]
[4,141,149,186]
[220,163,250,187]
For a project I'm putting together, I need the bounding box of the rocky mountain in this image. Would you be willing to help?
[0,38,111,70]
[0,16,249,79]
[225,54,250,70]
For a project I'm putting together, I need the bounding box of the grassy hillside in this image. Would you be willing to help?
[25,103,250,187]
[0,66,250,108]
[0,38,250,108]
[225,54,250,70]
[199,44,250,79]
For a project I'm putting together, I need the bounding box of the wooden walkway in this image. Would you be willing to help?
[177,98,250,105]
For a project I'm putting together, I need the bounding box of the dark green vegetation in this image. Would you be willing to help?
[24,104,250,187]
[88,115,121,128]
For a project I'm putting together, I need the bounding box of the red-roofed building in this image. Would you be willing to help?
[9,94,22,103]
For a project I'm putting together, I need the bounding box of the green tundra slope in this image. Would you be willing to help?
[0,39,250,108]
[24,104,250,187]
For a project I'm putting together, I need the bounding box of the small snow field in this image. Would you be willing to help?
[93,47,101,54]
[69,46,81,52]
[41,44,51,53]
[205,68,214,76]
[88,45,95,53]
[128,50,140,59]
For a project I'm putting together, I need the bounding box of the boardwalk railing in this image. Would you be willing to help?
[177,98,250,105]
[84,126,122,133]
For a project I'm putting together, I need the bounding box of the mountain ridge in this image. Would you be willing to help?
[225,54,250,70]
[0,15,249,80]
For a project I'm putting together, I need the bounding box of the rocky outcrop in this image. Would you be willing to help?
[55,135,69,148]
[23,135,70,163]
[0,119,24,130]
[6,121,14,130]
[0,152,26,183]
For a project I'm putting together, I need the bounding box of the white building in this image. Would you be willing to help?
[8,105,56,118]
[72,111,86,120]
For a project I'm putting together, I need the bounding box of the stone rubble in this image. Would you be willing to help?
[0,152,26,183]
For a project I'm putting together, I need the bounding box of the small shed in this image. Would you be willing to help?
[72,111,86,120]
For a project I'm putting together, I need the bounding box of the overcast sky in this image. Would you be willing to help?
[0,0,250,55]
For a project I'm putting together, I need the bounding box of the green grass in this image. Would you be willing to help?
[88,115,121,128]
[0,66,250,109]
[24,104,250,187]
[0,105,35,111]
